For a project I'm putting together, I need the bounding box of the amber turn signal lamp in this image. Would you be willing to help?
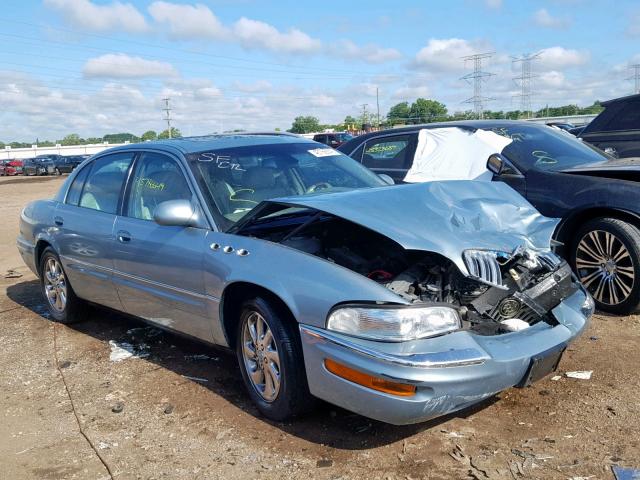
[324,358,416,397]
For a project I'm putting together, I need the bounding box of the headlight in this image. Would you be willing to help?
[327,305,461,342]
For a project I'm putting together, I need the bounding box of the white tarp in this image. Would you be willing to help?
[403,127,513,183]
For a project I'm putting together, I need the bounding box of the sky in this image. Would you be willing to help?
[1,0,639,141]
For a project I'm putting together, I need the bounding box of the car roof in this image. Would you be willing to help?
[337,120,544,152]
[103,132,314,156]
[600,93,640,107]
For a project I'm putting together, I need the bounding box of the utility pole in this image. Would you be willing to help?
[628,64,640,94]
[162,97,172,138]
[461,52,494,119]
[361,103,369,130]
[512,53,540,119]
[376,88,380,128]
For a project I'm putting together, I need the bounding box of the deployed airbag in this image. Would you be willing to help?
[404,127,512,183]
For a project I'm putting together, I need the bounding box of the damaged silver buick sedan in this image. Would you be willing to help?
[17,134,594,425]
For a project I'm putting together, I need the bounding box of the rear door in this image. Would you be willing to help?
[111,151,215,342]
[53,152,134,309]
[360,134,416,183]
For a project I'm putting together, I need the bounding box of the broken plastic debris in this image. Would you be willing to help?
[108,340,149,362]
[551,375,562,381]
[612,466,640,480]
[182,375,208,383]
[500,318,530,332]
[565,370,593,380]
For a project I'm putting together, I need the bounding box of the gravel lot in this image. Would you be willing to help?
[1,175,639,480]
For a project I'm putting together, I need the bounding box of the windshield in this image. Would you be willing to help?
[187,142,385,228]
[488,124,610,171]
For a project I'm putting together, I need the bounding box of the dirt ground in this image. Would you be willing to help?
[1,175,639,480]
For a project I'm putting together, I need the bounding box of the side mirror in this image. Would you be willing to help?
[154,199,199,227]
[378,173,395,185]
[487,154,505,175]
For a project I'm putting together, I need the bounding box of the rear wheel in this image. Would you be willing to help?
[39,247,88,323]
[571,218,640,314]
[54,168,61,176]
[236,297,315,421]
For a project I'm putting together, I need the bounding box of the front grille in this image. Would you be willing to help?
[463,250,503,288]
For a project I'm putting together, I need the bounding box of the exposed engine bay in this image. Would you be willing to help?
[235,207,579,336]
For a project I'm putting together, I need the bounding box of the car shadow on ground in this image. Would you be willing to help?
[6,280,499,450]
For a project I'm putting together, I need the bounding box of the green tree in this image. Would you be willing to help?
[386,102,411,124]
[289,116,321,134]
[141,130,157,141]
[158,127,182,139]
[85,137,103,144]
[104,132,140,143]
[61,133,83,146]
[409,98,448,124]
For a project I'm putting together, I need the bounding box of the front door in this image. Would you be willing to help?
[111,151,215,343]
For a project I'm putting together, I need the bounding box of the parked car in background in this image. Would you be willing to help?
[568,125,587,136]
[340,121,640,314]
[54,155,88,174]
[16,134,592,425]
[313,132,353,148]
[575,94,640,158]
[0,159,23,176]
[23,157,56,176]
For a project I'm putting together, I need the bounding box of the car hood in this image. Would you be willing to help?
[269,181,559,275]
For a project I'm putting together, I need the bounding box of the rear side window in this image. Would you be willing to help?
[79,153,133,214]
[65,165,91,205]
[605,102,640,131]
[362,135,412,169]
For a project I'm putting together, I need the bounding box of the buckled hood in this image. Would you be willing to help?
[269,181,559,275]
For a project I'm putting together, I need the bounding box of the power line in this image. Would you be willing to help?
[461,52,494,119]
[162,98,172,138]
[628,64,640,94]
[512,53,541,118]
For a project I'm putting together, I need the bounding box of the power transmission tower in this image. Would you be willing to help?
[461,52,495,119]
[512,53,541,118]
[162,97,173,138]
[628,64,640,94]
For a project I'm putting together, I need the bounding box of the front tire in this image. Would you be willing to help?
[39,247,87,323]
[236,297,315,421]
[571,218,640,314]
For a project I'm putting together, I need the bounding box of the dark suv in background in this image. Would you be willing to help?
[55,155,88,174]
[23,157,56,176]
[313,132,353,148]
[576,94,640,158]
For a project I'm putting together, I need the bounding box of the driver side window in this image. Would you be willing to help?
[126,152,192,221]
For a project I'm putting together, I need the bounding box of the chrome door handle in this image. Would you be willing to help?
[117,230,131,243]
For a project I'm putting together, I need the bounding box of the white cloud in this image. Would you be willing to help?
[309,95,336,107]
[485,0,502,9]
[83,54,178,79]
[332,40,402,64]
[232,17,321,54]
[537,46,590,68]
[148,1,229,40]
[44,0,149,33]
[232,80,273,93]
[538,71,567,88]
[392,85,431,100]
[413,38,492,72]
[533,9,570,29]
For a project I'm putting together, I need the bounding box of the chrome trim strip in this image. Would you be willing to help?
[60,254,220,302]
[300,325,488,368]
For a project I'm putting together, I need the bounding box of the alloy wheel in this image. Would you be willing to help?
[44,257,67,312]
[241,311,281,402]
[576,230,635,305]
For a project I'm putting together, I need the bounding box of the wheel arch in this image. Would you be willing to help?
[554,207,640,254]
[34,239,53,276]
[220,281,298,349]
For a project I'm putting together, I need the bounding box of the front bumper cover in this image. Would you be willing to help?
[299,287,591,425]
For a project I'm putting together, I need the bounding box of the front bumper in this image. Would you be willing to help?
[299,287,591,425]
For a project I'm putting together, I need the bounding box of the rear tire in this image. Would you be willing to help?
[236,297,315,421]
[571,218,640,315]
[39,247,88,324]
[55,168,61,176]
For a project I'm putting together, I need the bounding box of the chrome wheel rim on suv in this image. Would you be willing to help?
[241,311,281,402]
[44,258,67,312]
[576,230,635,305]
